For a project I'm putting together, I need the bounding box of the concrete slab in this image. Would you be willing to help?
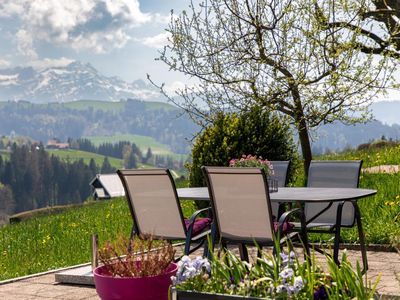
[55,266,94,286]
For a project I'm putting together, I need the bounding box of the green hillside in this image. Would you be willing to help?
[0,193,196,281]
[58,99,176,112]
[1,144,399,281]
[85,134,187,160]
[47,149,124,169]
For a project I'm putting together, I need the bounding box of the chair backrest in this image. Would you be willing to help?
[269,161,290,218]
[270,161,290,187]
[202,167,275,243]
[305,160,362,226]
[117,169,187,240]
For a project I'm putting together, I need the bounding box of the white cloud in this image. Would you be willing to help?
[163,80,187,94]
[1,0,152,54]
[141,32,171,49]
[0,58,10,68]
[16,29,38,59]
[30,57,75,70]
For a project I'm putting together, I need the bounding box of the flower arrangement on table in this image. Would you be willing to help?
[170,246,379,300]
[229,154,277,192]
[229,154,274,176]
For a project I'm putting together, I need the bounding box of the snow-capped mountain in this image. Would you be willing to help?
[0,61,162,103]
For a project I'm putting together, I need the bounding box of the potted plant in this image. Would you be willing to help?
[93,236,177,300]
[229,154,278,192]
[170,244,380,300]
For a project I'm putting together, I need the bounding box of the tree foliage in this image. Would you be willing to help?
[188,106,298,187]
[320,0,400,58]
[155,0,394,173]
[0,144,98,213]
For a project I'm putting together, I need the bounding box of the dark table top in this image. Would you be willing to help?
[177,187,377,203]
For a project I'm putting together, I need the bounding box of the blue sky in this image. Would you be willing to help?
[0,0,188,89]
[0,1,399,100]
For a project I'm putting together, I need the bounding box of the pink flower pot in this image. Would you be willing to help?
[93,262,178,300]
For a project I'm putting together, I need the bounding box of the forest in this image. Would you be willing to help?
[0,99,198,154]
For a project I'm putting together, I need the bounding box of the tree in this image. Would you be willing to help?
[144,147,153,164]
[153,0,393,173]
[188,106,298,187]
[101,157,115,174]
[0,183,15,215]
[319,1,400,58]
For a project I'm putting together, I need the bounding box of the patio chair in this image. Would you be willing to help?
[270,160,290,218]
[117,169,212,259]
[202,166,301,261]
[300,160,367,271]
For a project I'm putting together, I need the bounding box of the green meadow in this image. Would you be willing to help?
[0,145,399,280]
[84,134,187,160]
[47,149,124,169]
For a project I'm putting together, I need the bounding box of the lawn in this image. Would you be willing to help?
[0,145,399,281]
[84,134,187,160]
[0,195,196,281]
[47,149,124,169]
[60,100,125,112]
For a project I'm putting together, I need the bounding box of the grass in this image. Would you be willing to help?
[1,144,399,281]
[84,134,187,160]
[57,100,176,112]
[0,196,197,281]
[60,100,125,112]
[290,145,400,247]
[47,149,124,169]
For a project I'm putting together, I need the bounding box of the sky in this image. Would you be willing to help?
[0,0,399,100]
[0,0,188,90]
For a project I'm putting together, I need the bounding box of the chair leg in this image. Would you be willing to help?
[238,243,249,262]
[257,246,263,258]
[205,223,218,259]
[354,203,368,274]
[128,226,136,252]
[299,207,310,259]
[333,202,345,265]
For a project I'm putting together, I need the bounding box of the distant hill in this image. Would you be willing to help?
[0,61,164,103]
[0,99,198,154]
[370,101,400,125]
[312,120,400,154]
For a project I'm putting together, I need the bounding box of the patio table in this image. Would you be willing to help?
[177,187,376,263]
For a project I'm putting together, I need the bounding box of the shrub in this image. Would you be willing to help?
[188,106,298,188]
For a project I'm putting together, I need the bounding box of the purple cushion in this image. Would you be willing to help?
[274,221,294,235]
[184,217,212,236]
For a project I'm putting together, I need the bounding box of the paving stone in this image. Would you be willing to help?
[0,247,399,299]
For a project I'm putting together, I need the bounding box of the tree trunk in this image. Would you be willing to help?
[296,117,312,177]
[291,88,313,178]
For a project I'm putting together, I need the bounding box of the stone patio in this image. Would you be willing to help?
[0,246,399,299]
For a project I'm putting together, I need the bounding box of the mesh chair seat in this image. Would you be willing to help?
[202,166,300,261]
[294,160,367,273]
[117,168,211,259]
[270,161,290,218]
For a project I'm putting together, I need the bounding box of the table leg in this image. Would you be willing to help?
[299,205,310,259]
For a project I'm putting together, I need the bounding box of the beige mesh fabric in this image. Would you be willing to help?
[305,161,362,226]
[205,167,274,242]
[119,169,186,239]
[270,161,290,217]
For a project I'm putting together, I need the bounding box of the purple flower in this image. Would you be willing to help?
[279,267,294,280]
[314,285,329,300]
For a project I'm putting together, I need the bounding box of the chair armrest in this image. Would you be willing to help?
[277,207,301,236]
[186,207,213,237]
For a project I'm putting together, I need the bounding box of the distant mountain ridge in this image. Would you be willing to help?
[0,61,163,103]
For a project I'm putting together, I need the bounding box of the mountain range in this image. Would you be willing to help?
[0,61,163,103]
